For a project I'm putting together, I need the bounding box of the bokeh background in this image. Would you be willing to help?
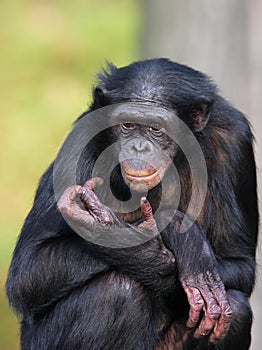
[0,1,261,349]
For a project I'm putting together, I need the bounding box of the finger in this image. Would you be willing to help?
[182,285,204,329]
[140,197,154,222]
[81,183,116,225]
[57,185,82,213]
[80,188,107,222]
[193,288,221,339]
[81,178,104,213]
[209,292,232,343]
[57,186,95,227]
[80,186,100,207]
[209,305,232,343]
[55,183,97,223]
[205,270,232,342]
[83,177,104,191]
[139,198,157,232]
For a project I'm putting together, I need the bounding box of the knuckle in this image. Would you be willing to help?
[81,188,92,199]
[209,306,221,319]
[57,205,64,213]
[192,300,204,310]
[210,312,221,321]
[223,305,233,317]
[57,201,68,213]
[102,218,113,226]
[100,212,115,225]
[59,205,71,217]
[204,327,213,333]
[68,185,81,194]
[147,206,153,214]
[194,293,204,304]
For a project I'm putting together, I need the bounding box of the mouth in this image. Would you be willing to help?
[125,168,162,181]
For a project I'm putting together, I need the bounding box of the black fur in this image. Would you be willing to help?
[6,59,258,349]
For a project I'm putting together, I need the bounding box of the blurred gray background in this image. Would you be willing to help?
[142,1,262,348]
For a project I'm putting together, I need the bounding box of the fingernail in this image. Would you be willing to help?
[80,189,86,199]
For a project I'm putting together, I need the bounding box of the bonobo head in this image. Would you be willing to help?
[90,58,216,192]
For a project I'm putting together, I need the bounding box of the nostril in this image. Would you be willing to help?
[132,140,151,153]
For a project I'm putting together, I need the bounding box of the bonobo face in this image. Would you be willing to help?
[110,104,179,193]
[115,121,177,193]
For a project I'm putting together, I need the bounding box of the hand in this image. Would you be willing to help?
[181,258,232,343]
[57,178,158,235]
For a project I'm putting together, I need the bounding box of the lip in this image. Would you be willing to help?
[125,168,162,181]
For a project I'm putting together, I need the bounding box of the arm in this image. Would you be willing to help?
[6,172,177,319]
[201,107,258,297]
[158,212,232,343]
[6,167,109,317]
[6,212,110,318]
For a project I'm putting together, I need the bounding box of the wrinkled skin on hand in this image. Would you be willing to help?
[58,177,158,234]
[181,265,232,343]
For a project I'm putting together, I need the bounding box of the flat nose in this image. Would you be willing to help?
[131,139,152,153]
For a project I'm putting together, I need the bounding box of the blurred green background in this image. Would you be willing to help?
[1,1,261,349]
[0,1,140,348]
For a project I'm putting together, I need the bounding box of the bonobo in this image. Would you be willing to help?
[6,59,258,350]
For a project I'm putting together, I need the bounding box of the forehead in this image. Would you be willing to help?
[110,103,175,126]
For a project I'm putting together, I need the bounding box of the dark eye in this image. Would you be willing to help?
[149,124,164,136]
[121,123,136,131]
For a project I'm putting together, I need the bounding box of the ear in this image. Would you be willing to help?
[93,84,108,107]
[193,98,211,132]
